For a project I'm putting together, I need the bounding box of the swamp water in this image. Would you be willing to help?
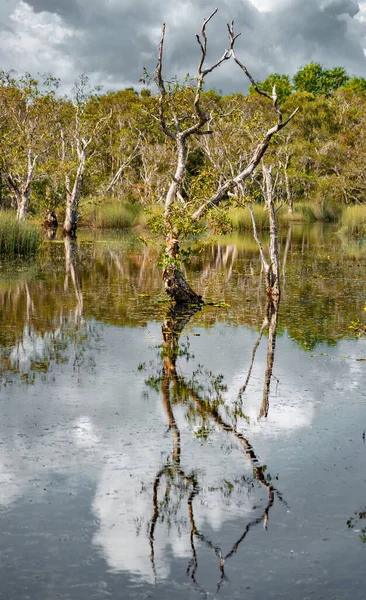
[0,224,365,599]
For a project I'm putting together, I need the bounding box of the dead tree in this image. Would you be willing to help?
[156,11,298,305]
[155,10,231,304]
[148,304,282,591]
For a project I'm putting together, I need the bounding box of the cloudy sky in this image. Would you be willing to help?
[0,0,366,94]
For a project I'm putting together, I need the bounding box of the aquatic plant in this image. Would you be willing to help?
[228,205,270,231]
[90,202,143,229]
[0,211,41,257]
[339,205,366,238]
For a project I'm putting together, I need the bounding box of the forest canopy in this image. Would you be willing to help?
[0,61,365,225]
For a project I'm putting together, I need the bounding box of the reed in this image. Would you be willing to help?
[338,204,366,238]
[0,211,41,257]
[228,205,270,231]
[91,202,144,229]
[279,201,342,224]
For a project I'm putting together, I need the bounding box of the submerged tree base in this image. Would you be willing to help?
[163,234,203,305]
[163,264,203,306]
[63,225,77,240]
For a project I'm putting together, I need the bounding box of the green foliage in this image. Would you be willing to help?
[1,62,366,234]
[207,206,233,235]
[0,211,41,256]
[340,77,366,94]
[293,63,349,96]
[349,307,366,338]
[251,73,293,103]
[149,202,206,239]
[188,167,220,205]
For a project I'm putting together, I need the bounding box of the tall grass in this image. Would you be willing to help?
[228,205,269,231]
[228,201,343,230]
[90,202,144,229]
[338,204,366,238]
[0,212,41,257]
[280,202,317,223]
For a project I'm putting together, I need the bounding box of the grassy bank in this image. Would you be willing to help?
[84,202,145,229]
[0,212,41,257]
[338,205,366,238]
[227,201,343,231]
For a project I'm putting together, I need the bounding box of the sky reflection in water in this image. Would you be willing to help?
[0,225,365,599]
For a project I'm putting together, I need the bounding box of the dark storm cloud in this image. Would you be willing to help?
[16,0,266,92]
[267,0,366,74]
[26,0,82,19]
[5,0,366,91]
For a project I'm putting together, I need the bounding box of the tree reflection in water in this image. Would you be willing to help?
[64,238,84,326]
[0,240,91,381]
[148,298,284,593]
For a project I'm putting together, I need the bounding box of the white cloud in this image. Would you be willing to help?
[0,2,76,81]
[0,0,365,94]
[248,0,281,11]
[356,0,366,20]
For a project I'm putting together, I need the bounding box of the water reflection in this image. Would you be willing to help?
[0,240,90,383]
[64,238,84,325]
[1,225,365,363]
[145,302,284,593]
[0,228,365,598]
[236,297,279,420]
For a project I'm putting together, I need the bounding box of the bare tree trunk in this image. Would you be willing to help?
[283,154,294,215]
[63,188,80,238]
[6,149,37,221]
[64,238,84,324]
[163,233,203,305]
[16,189,31,221]
[263,165,281,302]
[248,163,281,303]
[259,297,279,419]
[63,140,86,238]
[162,137,202,304]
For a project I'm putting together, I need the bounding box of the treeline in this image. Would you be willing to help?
[0,63,365,231]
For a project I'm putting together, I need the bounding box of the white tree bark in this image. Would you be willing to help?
[61,108,111,238]
[63,139,87,237]
[248,163,281,301]
[155,13,297,304]
[7,149,38,221]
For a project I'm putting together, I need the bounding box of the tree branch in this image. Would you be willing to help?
[155,24,176,140]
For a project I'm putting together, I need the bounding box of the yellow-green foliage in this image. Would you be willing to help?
[90,203,144,229]
[0,211,41,257]
[339,205,366,238]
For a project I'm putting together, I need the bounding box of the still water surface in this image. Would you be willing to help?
[0,225,365,599]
